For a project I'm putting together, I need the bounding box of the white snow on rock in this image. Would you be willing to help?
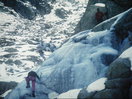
[57,89,81,99]
[48,92,59,99]
[87,77,107,93]
[0,89,12,98]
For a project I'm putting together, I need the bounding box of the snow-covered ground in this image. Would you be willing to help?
[0,1,87,82]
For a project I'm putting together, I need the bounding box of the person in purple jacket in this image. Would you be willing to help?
[25,71,40,97]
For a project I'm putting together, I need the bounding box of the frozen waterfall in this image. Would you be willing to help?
[5,29,118,99]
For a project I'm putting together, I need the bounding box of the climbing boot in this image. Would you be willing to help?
[26,83,30,88]
[32,91,35,97]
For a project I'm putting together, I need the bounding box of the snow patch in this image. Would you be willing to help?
[95,3,105,7]
[87,77,107,93]
[48,92,59,99]
[57,89,81,99]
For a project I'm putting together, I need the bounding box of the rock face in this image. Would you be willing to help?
[92,16,118,32]
[104,58,131,99]
[55,8,70,19]
[111,9,132,54]
[78,57,132,99]
[107,58,131,79]
[113,0,132,7]
[75,0,130,33]
[105,78,131,89]
[93,89,122,99]
[92,7,132,33]
[92,8,132,56]
[0,0,52,19]
[77,8,132,99]
[129,86,132,99]
[0,81,17,95]
[78,88,96,99]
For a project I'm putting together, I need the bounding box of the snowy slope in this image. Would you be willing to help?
[5,29,118,99]
[0,0,86,82]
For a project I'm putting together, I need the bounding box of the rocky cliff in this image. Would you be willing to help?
[0,0,52,19]
[75,0,132,33]
[78,48,132,99]
[77,8,132,99]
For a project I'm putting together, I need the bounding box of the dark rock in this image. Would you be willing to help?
[128,31,132,45]
[0,60,3,64]
[14,1,36,20]
[105,78,131,89]
[107,58,131,80]
[129,86,132,99]
[4,59,22,66]
[55,8,68,19]
[91,9,132,55]
[93,89,123,99]
[113,8,132,40]
[26,0,51,14]
[75,0,128,33]
[25,55,43,64]
[92,16,118,32]
[5,59,14,65]
[0,81,17,95]
[119,36,132,55]
[0,0,52,19]
[112,9,132,51]
[0,38,15,47]
[14,60,22,65]
[44,24,52,29]
[0,96,4,99]
[107,9,132,53]
[0,0,16,7]
[113,0,132,7]
[5,48,18,52]
[78,8,132,99]
[101,54,117,66]
[78,88,96,99]
[0,53,17,58]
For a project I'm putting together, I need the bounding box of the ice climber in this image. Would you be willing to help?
[95,8,105,23]
[25,71,40,97]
